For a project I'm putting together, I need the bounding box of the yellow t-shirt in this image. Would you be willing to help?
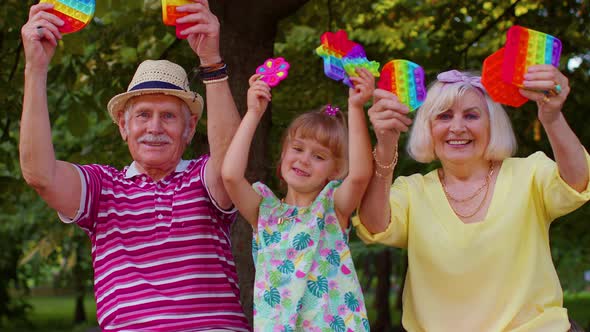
[353,151,590,332]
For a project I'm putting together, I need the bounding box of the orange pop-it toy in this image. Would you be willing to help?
[162,0,193,39]
[482,26,561,107]
[482,48,528,107]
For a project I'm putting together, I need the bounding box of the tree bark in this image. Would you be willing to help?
[373,249,392,331]
[206,0,311,326]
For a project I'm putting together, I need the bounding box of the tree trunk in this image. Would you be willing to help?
[206,0,311,326]
[73,247,87,324]
[394,252,408,332]
[373,249,392,331]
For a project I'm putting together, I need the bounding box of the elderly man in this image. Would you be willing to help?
[20,1,250,331]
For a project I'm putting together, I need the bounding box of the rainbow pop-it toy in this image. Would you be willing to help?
[39,0,95,34]
[377,60,426,111]
[482,26,561,107]
[501,26,562,87]
[162,0,193,39]
[255,57,290,87]
[482,48,528,107]
[315,30,380,87]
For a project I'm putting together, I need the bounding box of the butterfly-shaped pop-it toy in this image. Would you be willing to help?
[255,57,290,88]
[315,30,380,88]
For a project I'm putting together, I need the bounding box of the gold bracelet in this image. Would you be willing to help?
[374,168,392,178]
[373,145,398,169]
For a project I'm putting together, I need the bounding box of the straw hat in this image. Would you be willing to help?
[107,60,204,122]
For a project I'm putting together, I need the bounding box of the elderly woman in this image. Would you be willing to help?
[354,66,589,331]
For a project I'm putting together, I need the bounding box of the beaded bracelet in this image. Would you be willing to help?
[198,61,228,83]
[202,76,229,85]
[373,145,398,178]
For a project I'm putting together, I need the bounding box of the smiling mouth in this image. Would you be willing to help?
[293,167,310,177]
[142,142,169,147]
[447,139,472,146]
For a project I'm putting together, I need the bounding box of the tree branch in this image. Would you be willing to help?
[457,0,521,56]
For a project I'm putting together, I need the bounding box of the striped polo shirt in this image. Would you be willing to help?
[60,155,251,331]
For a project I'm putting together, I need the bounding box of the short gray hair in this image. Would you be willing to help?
[407,72,517,163]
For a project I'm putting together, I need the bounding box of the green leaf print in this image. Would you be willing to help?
[345,292,360,312]
[330,315,346,332]
[283,326,295,332]
[326,224,339,234]
[263,230,281,245]
[293,232,312,250]
[329,288,341,300]
[318,260,331,276]
[282,298,293,309]
[307,275,328,298]
[363,318,370,330]
[278,259,295,274]
[263,287,280,307]
[251,237,259,252]
[317,214,325,230]
[327,249,341,267]
[269,270,283,288]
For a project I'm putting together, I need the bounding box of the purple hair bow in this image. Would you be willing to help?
[436,70,485,91]
[325,104,340,116]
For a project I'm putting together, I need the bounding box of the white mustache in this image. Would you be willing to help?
[138,134,172,144]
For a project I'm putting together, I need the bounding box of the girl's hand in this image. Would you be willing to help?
[247,74,271,115]
[519,64,570,125]
[21,3,64,71]
[177,0,222,66]
[369,89,413,145]
[348,68,376,109]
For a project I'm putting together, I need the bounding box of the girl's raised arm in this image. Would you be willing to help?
[221,75,271,229]
[334,68,375,228]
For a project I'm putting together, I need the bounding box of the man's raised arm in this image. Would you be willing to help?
[20,3,81,219]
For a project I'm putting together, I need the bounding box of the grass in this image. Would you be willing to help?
[3,295,98,332]
[2,292,589,331]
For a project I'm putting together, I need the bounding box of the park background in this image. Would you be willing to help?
[1,0,589,331]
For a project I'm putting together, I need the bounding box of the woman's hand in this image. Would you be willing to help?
[21,3,64,71]
[247,74,271,116]
[520,64,570,125]
[369,89,413,145]
[348,68,376,109]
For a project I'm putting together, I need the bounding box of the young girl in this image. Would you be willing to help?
[222,69,375,331]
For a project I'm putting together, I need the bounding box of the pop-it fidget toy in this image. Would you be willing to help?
[39,0,95,34]
[502,26,562,87]
[255,58,290,88]
[482,26,561,107]
[162,0,193,39]
[482,48,528,107]
[377,60,426,112]
[315,30,380,88]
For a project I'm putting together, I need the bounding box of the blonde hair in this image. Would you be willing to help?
[277,106,349,180]
[408,72,517,163]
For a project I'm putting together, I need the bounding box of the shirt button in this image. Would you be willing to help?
[157,197,162,202]
[157,214,163,220]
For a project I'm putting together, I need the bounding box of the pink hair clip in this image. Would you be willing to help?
[325,104,340,116]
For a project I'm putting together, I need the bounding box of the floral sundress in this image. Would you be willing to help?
[252,180,370,332]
